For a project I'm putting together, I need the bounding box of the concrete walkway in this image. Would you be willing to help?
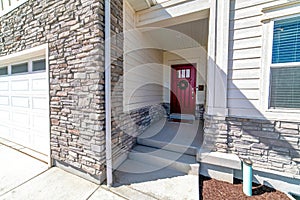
[0,144,199,200]
[1,166,199,200]
[114,159,199,200]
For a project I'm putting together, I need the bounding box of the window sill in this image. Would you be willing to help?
[266,108,300,114]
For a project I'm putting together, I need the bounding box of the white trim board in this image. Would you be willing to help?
[0,44,48,66]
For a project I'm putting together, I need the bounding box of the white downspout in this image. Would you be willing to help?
[105,0,113,187]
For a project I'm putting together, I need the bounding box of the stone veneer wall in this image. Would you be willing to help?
[112,104,165,162]
[0,0,108,181]
[203,115,300,176]
[195,104,205,120]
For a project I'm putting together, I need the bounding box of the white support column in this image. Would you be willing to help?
[206,0,217,116]
[206,0,230,117]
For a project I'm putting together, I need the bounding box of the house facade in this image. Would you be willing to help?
[0,0,299,192]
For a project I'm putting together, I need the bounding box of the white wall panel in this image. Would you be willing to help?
[124,2,164,111]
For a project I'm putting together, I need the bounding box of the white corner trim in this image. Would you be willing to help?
[0,44,48,66]
[104,0,113,187]
[45,43,52,168]
[206,0,230,117]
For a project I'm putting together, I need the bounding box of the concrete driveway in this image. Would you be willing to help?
[0,143,48,197]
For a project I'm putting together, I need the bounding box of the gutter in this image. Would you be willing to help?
[104,0,113,187]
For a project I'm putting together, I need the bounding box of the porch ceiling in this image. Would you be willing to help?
[144,18,208,50]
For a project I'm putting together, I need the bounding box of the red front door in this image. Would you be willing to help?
[170,64,196,114]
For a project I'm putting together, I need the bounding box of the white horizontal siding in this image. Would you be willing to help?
[228,68,260,80]
[228,99,260,109]
[231,37,262,50]
[124,2,164,111]
[229,58,261,70]
[232,0,280,10]
[229,16,263,30]
[228,79,260,89]
[229,26,262,40]
[228,89,259,100]
[227,0,286,117]
[229,47,262,60]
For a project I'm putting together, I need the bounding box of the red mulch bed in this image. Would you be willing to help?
[200,176,290,200]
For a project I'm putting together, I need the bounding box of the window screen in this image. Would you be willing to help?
[32,59,46,71]
[11,63,28,74]
[272,16,300,64]
[270,67,300,108]
[0,66,8,76]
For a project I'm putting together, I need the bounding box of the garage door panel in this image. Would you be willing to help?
[12,112,30,128]
[11,128,31,146]
[30,130,48,154]
[0,125,10,139]
[32,97,47,110]
[0,110,10,121]
[0,96,10,106]
[11,80,29,91]
[32,114,48,131]
[0,81,9,91]
[32,78,47,91]
[11,96,30,108]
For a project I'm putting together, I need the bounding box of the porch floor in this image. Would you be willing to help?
[137,117,203,155]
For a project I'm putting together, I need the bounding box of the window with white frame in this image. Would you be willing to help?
[269,16,300,109]
[0,58,46,77]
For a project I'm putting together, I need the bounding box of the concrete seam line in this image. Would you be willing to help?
[0,169,48,197]
[127,185,161,200]
[85,185,101,200]
[100,186,130,200]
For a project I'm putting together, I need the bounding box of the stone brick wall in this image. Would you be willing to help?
[195,104,205,120]
[112,104,165,162]
[227,117,300,175]
[203,115,300,176]
[0,0,107,181]
[202,115,228,152]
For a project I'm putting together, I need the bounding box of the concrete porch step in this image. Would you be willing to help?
[137,137,198,156]
[114,159,185,183]
[113,160,199,200]
[128,145,199,175]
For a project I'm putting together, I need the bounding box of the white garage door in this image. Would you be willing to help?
[0,59,49,155]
